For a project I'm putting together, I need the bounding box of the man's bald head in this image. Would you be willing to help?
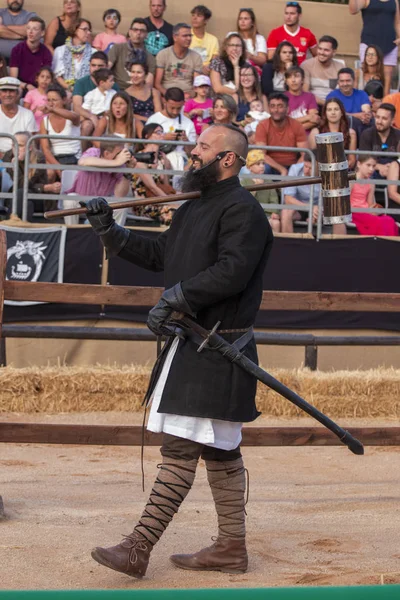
[211,124,248,172]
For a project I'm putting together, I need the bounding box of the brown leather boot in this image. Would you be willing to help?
[91,533,151,578]
[170,536,248,573]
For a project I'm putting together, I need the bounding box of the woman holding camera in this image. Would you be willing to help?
[130,123,178,225]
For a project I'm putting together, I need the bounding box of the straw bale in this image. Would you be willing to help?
[0,365,400,417]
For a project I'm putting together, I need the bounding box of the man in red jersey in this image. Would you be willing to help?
[267,1,317,65]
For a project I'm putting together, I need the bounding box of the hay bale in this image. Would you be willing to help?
[0,365,400,418]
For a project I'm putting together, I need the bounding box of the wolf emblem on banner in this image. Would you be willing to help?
[6,240,47,282]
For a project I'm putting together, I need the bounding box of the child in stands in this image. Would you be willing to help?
[82,68,117,117]
[92,9,126,53]
[184,75,213,135]
[23,67,54,129]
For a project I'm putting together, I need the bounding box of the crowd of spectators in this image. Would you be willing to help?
[0,0,399,235]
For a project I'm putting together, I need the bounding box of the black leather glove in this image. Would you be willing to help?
[147,282,195,336]
[79,197,129,257]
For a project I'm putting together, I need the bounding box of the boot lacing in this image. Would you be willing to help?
[120,534,149,565]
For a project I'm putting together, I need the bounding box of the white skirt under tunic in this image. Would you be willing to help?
[147,337,243,451]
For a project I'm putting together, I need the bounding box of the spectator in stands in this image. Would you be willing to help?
[189,5,219,75]
[92,9,126,54]
[40,85,81,178]
[209,32,247,98]
[236,8,267,71]
[209,93,238,126]
[107,18,156,91]
[365,79,384,116]
[267,1,317,65]
[52,18,94,91]
[125,60,162,125]
[144,0,173,56]
[326,67,372,138]
[184,74,213,135]
[240,98,269,137]
[0,0,36,59]
[0,76,36,156]
[355,44,385,91]
[255,91,308,176]
[2,131,61,220]
[359,102,400,178]
[261,41,298,97]
[44,0,81,53]
[82,68,116,117]
[23,66,54,129]
[93,91,142,143]
[351,154,398,235]
[348,0,400,96]
[131,123,177,225]
[387,157,400,221]
[9,17,52,94]
[302,35,343,106]
[237,64,265,122]
[309,98,357,169]
[382,87,400,129]
[155,22,202,97]
[284,66,319,131]
[281,152,320,233]
[240,149,281,232]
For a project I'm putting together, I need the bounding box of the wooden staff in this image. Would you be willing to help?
[315,132,352,225]
[44,174,355,220]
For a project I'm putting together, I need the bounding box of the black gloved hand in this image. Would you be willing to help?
[79,197,114,236]
[147,282,195,336]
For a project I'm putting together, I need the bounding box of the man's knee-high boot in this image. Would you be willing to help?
[91,456,198,578]
[170,457,248,573]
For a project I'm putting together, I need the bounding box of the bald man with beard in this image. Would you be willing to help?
[81,124,274,580]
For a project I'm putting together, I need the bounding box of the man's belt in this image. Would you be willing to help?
[183,325,254,353]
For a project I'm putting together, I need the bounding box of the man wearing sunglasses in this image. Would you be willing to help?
[267,1,317,65]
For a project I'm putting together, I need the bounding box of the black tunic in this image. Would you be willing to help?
[119,176,274,422]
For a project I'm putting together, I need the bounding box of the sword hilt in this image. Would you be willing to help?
[197,320,221,353]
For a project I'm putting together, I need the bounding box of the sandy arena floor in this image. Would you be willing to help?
[1,412,400,590]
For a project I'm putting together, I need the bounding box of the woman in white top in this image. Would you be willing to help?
[236,9,267,70]
[40,85,81,180]
[52,18,94,91]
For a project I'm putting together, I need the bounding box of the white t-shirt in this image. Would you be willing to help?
[145,111,197,149]
[82,87,117,115]
[244,34,267,56]
[0,105,36,152]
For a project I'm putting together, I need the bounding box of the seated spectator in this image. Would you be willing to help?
[125,60,162,125]
[382,89,400,129]
[107,18,156,91]
[241,98,270,137]
[359,103,400,179]
[44,0,81,52]
[387,158,400,222]
[209,32,247,98]
[23,67,54,129]
[2,131,61,220]
[355,44,385,91]
[155,22,202,96]
[267,1,317,65]
[0,0,36,59]
[39,85,81,178]
[92,9,126,53]
[9,17,52,95]
[261,41,298,97]
[131,123,178,225]
[281,152,321,233]
[365,79,384,117]
[82,69,116,117]
[284,66,319,131]
[236,8,267,71]
[184,74,213,135]
[144,0,173,56]
[209,93,238,126]
[326,67,372,138]
[309,98,357,169]
[351,154,398,235]
[237,64,266,122]
[93,91,142,143]
[302,35,343,106]
[189,5,219,75]
[52,18,94,91]
[67,138,135,225]
[255,91,308,176]
[0,76,36,157]
[72,52,119,139]
[240,149,281,232]
[145,86,196,170]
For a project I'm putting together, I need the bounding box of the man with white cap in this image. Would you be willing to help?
[0,76,36,155]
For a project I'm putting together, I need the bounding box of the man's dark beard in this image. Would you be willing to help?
[181,159,222,193]
[8,0,23,11]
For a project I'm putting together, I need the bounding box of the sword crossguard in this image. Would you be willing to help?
[197,320,221,353]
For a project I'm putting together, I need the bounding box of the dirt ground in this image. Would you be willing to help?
[1,412,400,590]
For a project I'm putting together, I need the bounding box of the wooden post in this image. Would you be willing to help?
[0,229,7,366]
